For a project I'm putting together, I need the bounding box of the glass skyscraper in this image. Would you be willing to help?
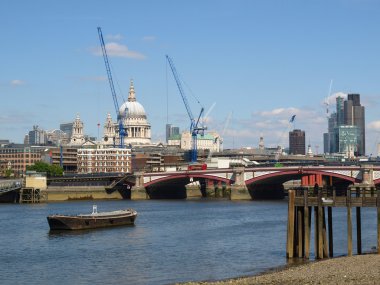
[323,94,365,156]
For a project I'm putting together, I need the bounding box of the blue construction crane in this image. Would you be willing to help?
[97,27,127,148]
[166,55,205,162]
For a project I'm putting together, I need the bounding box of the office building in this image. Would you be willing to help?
[28,125,47,145]
[323,93,365,156]
[337,125,358,158]
[60,122,73,139]
[344,94,365,156]
[166,124,180,143]
[77,146,131,174]
[289,129,305,155]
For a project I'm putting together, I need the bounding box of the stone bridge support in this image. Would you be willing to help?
[131,172,148,200]
[361,164,374,185]
[347,164,376,195]
[230,167,250,200]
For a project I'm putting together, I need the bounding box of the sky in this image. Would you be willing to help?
[1,0,380,155]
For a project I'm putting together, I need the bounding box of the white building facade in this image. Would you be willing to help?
[169,131,221,152]
[77,146,131,174]
[69,114,86,146]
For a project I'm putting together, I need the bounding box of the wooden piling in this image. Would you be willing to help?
[287,181,378,260]
[347,188,353,256]
[377,189,380,254]
[322,208,328,258]
[287,190,295,258]
[304,190,310,258]
[318,188,323,259]
[328,207,333,257]
[356,207,362,254]
[297,206,303,257]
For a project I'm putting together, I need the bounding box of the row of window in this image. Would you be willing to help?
[80,162,129,167]
[4,160,39,164]
[0,154,40,158]
[78,168,129,173]
[78,151,131,155]
[78,157,129,161]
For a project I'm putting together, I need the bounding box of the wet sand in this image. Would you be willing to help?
[181,254,380,285]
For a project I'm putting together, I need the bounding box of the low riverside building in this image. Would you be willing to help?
[0,144,45,177]
[77,146,132,174]
[48,146,79,173]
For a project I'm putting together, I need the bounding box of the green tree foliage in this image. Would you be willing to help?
[26,161,63,177]
[4,169,13,178]
[49,164,64,176]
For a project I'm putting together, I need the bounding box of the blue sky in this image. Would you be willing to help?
[1,0,380,154]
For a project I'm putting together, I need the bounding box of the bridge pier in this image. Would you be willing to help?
[202,180,221,198]
[131,172,148,200]
[230,167,250,200]
[361,164,374,185]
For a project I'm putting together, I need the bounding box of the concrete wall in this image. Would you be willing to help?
[45,186,123,201]
[25,176,47,190]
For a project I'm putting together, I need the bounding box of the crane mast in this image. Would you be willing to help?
[166,55,205,162]
[97,27,126,148]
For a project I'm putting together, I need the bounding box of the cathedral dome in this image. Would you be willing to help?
[119,101,146,119]
[119,80,147,119]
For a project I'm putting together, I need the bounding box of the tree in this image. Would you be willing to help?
[49,164,64,176]
[4,168,13,178]
[26,161,63,177]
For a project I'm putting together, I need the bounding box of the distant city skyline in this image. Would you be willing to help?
[1,1,380,154]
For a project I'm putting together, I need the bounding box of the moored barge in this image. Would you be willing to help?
[47,205,137,230]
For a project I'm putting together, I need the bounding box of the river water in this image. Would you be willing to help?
[0,199,378,285]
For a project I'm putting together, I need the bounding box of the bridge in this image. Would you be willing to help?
[45,164,380,200]
[128,164,380,200]
[0,180,22,203]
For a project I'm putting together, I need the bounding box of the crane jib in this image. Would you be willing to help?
[97,27,127,148]
[166,55,206,162]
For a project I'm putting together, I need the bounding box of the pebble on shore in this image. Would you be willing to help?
[181,254,380,285]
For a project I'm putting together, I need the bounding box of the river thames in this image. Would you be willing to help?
[0,199,377,285]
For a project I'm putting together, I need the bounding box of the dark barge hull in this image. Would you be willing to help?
[47,210,137,230]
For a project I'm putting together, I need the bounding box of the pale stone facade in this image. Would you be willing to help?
[102,113,116,146]
[169,131,221,152]
[118,80,151,145]
[69,114,85,146]
[77,146,131,174]
[46,129,70,146]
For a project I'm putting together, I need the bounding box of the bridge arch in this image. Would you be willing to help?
[144,174,231,188]
[143,173,232,199]
[245,169,360,186]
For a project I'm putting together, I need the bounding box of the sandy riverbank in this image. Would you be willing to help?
[181,254,380,285]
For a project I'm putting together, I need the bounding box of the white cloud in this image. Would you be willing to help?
[142,36,156,42]
[214,106,328,149]
[92,42,146,60]
[79,76,107,82]
[106,34,123,41]
[258,107,299,117]
[10,79,25,86]
[255,107,318,122]
[368,121,380,130]
[323,92,347,106]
